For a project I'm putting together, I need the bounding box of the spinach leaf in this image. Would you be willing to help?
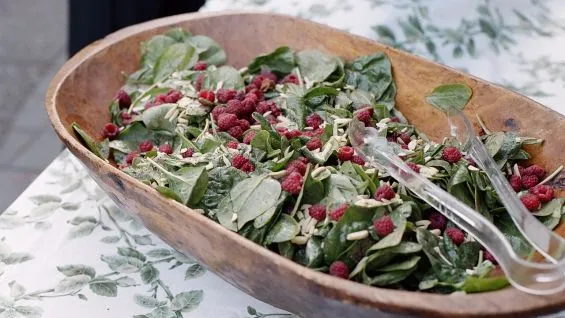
[302,86,339,110]
[461,275,509,293]
[187,35,227,65]
[278,241,295,259]
[142,104,177,133]
[153,43,198,82]
[165,28,190,42]
[456,241,481,269]
[425,83,472,113]
[296,50,337,83]
[216,175,282,231]
[141,35,176,68]
[200,167,247,210]
[363,268,416,286]
[494,213,532,257]
[322,173,359,206]
[279,84,307,129]
[151,164,209,206]
[378,255,421,272]
[71,123,109,161]
[202,66,244,90]
[345,52,393,101]
[247,46,295,76]
[368,221,406,251]
[301,167,326,204]
[305,237,325,268]
[349,89,375,108]
[265,214,300,244]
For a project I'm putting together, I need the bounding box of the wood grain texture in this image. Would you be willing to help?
[45,11,565,318]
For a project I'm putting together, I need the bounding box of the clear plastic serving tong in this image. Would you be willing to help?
[348,109,565,295]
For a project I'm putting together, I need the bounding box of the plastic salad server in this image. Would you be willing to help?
[348,117,565,295]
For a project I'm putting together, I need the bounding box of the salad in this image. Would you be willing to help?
[73,28,564,294]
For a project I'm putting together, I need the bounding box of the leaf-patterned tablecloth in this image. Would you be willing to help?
[2,1,565,317]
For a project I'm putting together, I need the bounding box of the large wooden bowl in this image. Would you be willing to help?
[45,11,565,318]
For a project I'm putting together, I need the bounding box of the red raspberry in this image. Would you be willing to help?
[256,101,274,114]
[216,88,237,103]
[234,90,246,101]
[375,184,395,201]
[445,227,465,246]
[226,100,244,116]
[158,143,173,155]
[298,157,310,164]
[199,90,215,103]
[241,98,256,114]
[212,106,227,120]
[518,165,526,177]
[280,73,300,85]
[398,133,411,145]
[389,117,400,123]
[281,172,303,195]
[306,137,322,150]
[442,146,462,164]
[260,70,277,82]
[374,215,395,237]
[225,141,239,149]
[308,204,327,221]
[116,89,131,108]
[428,211,446,231]
[406,162,420,173]
[386,132,398,142]
[266,114,277,124]
[270,104,282,117]
[524,165,545,179]
[125,151,139,165]
[401,144,408,150]
[238,119,250,132]
[228,126,244,139]
[138,140,154,152]
[251,75,274,92]
[102,123,119,139]
[165,89,182,103]
[530,185,554,203]
[306,113,323,129]
[181,148,194,158]
[284,130,302,139]
[120,112,133,125]
[232,154,249,169]
[240,162,255,173]
[217,113,238,131]
[520,193,541,211]
[329,261,349,279]
[351,155,365,166]
[193,61,208,71]
[329,204,348,221]
[286,159,307,176]
[194,73,205,91]
[509,175,522,192]
[243,130,256,144]
[521,174,539,190]
[337,146,354,161]
[483,249,498,265]
[356,107,373,125]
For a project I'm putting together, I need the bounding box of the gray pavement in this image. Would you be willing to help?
[0,0,68,210]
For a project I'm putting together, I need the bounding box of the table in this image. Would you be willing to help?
[1,1,565,317]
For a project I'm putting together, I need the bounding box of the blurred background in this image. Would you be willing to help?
[0,0,204,209]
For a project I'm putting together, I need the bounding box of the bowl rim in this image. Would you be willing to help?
[44,10,565,317]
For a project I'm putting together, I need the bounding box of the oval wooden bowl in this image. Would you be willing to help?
[45,11,565,318]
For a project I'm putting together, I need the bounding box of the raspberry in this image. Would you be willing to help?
[270,104,282,117]
[356,108,373,125]
[298,157,309,164]
[199,90,215,103]
[125,151,139,165]
[483,249,498,265]
[260,70,278,82]
[116,89,131,108]
[398,133,411,145]
[232,154,249,169]
[337,146,354,161]
[521,174,539,190]
[375,184,395,201]
[238,119,250,132]
[428,211,446,231]
[308,204,327,221]
[251,75,275,92]
[509,175,522,192]
[374,215,395,237]
[256,100,274,114]
[281,172,303,195]
[266,115,277,124]
[520,193,541,211]
[442,146,462,163]
[102,123,119,139]
[234,90,246,101]
[240,162,255,173]
[329,204,348,221]
[228,126,244,139]
[406,162,420,173]
[194,73,205,91]
[217,113,238,131]
[329,261,349,279]
[243,130,256,144]
[225,141,239,149]
[389,117,400,123]
[120,111,133,125]
[284,130,302,139]
[306,137,323,150]
[524,165,545,179]
[306,113,323,129]
[401,144,408,150]
[530,185,554,203]
[138,140,154,152]
[241,98,256,114]
[226,100,244,116]
[445,227,465,246]
[216,88,237,103]
[212,106,227,120]
[351,155,365,166]
[193,61,208,71]
[165,89,182,103]
[286,159,307,176]
[158,143,173,155]
[280,73,300,85]
[181,148,194,158]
